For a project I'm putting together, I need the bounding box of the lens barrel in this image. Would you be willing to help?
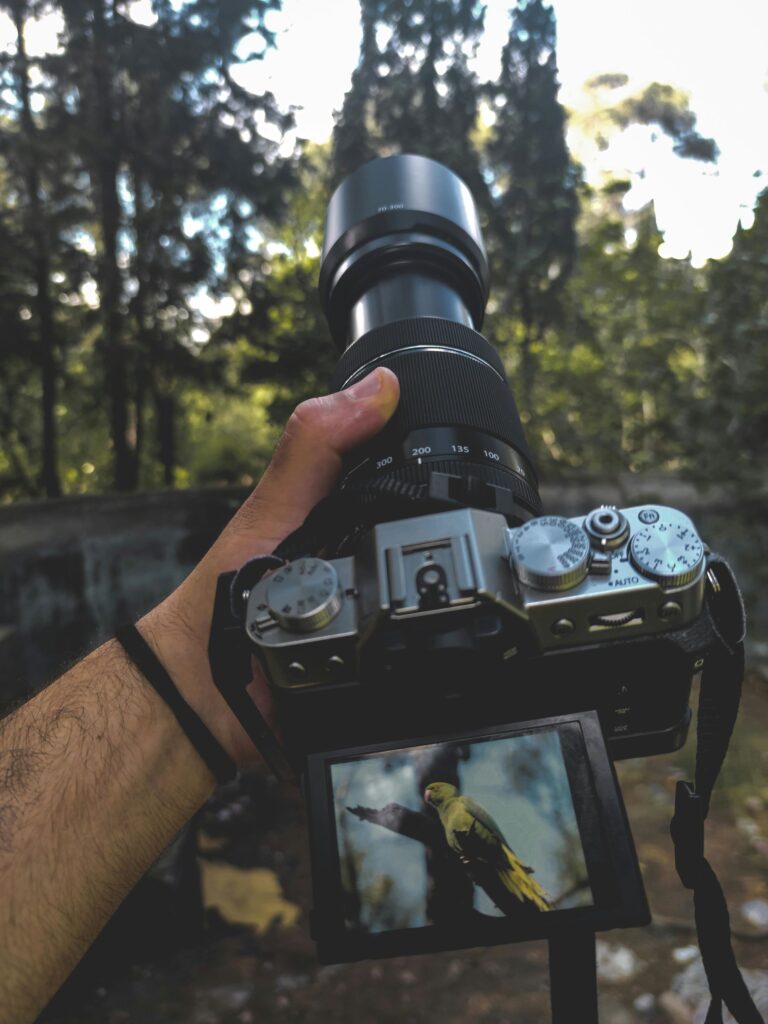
[320,154,541,522]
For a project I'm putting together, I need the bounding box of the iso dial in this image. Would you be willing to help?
[510,516,591,592]
[629,512,705,588]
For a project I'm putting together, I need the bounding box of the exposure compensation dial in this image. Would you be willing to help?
[509,516,591,592]
[629,510,705,588]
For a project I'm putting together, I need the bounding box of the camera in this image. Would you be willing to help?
[208,155,739,970]
[228,154,710,764]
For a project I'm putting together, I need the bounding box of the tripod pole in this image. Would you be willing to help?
[548,932,598,1024]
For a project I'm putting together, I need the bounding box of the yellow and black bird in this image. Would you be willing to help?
[424,781,551,912]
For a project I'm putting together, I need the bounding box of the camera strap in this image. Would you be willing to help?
[670,555,764,1024]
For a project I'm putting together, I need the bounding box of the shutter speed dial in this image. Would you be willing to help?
[266,558,342,632]
[629,510,705,588]
[509,516,591,592]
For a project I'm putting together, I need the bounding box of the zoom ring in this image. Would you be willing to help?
[332,320,536,477]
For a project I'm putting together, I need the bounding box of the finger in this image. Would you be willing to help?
[229,367,400,543]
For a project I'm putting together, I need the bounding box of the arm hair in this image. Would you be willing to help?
[0,640,214,1023]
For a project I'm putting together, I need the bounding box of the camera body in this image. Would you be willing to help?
[243,501,708,760]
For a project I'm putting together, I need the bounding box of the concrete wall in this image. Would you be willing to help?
[1,479,765,705]
[0,488,244,702]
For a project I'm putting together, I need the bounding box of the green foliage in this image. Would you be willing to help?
[532,195,708,476]
[483,0,581,417]
[210,144,336,425]
[331,0,489,201]
[0,0,296,498]
[606,81,719,162]
[692,188,768,482]
[180,385,279,488]
[575,74,719,164]
[0,0,760,504]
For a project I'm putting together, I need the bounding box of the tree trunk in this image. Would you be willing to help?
[519,281,537,423]
[155,384,176,487]
[130,166,152,486]
[13,3,61,498]
[90,0,136,491]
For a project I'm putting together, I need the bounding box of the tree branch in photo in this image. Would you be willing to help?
[347,803,548,924]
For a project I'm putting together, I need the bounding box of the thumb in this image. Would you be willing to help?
[229,367,400,546]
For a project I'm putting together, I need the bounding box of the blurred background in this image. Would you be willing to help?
[0,0,766,1021]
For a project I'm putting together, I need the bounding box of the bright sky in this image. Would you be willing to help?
[235,0,768,266]
[3,0,767,265]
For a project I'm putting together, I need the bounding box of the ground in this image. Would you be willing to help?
[39,674,768,1024]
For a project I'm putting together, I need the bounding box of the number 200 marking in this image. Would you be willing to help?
[411,446,431,456]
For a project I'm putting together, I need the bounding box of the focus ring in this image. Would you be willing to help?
[331,317,507,386]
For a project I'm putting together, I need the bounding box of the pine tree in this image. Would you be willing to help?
[483,0,580,420]
[0,0,66,496]
[331,0,488,201]
[116,0,295,485]
[49,0,295,489]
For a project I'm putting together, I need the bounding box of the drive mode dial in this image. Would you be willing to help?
[629,510,705,588]
[509,516,590,591]
[266,558,342,632]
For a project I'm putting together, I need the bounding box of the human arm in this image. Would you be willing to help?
[0,367,399,1023]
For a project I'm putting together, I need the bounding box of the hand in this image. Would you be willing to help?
[139,368,399,770]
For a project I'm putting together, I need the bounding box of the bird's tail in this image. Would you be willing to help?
[499,845,551,911]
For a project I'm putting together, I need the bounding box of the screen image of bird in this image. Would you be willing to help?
[330,729,593,936]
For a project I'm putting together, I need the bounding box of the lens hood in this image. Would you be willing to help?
[320,154,490,349]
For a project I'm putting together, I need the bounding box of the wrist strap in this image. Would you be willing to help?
[115,623,237,786]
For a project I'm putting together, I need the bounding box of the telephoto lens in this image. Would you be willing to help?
[319,154,542,525]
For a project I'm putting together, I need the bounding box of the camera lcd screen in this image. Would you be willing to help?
[306,713,648,962]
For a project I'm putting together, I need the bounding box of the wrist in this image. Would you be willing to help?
[138,590,263,770]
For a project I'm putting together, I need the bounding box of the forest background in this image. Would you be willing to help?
[1,0,767,504]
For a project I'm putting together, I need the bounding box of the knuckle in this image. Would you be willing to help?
[287,395,332,438]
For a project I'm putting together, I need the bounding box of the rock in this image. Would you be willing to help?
[595,941,643,983]
[633,992,656,1014]
[672,945,699,965]
[671,954,768,1024]
[198,984,252,1014]
[672,957,709,1006]
[744,795,764,815]
[275,972,310,993]
[736,816,760,839]
[740,898,768,930]
[659,991,694,1024]
[693,970,768,1024]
